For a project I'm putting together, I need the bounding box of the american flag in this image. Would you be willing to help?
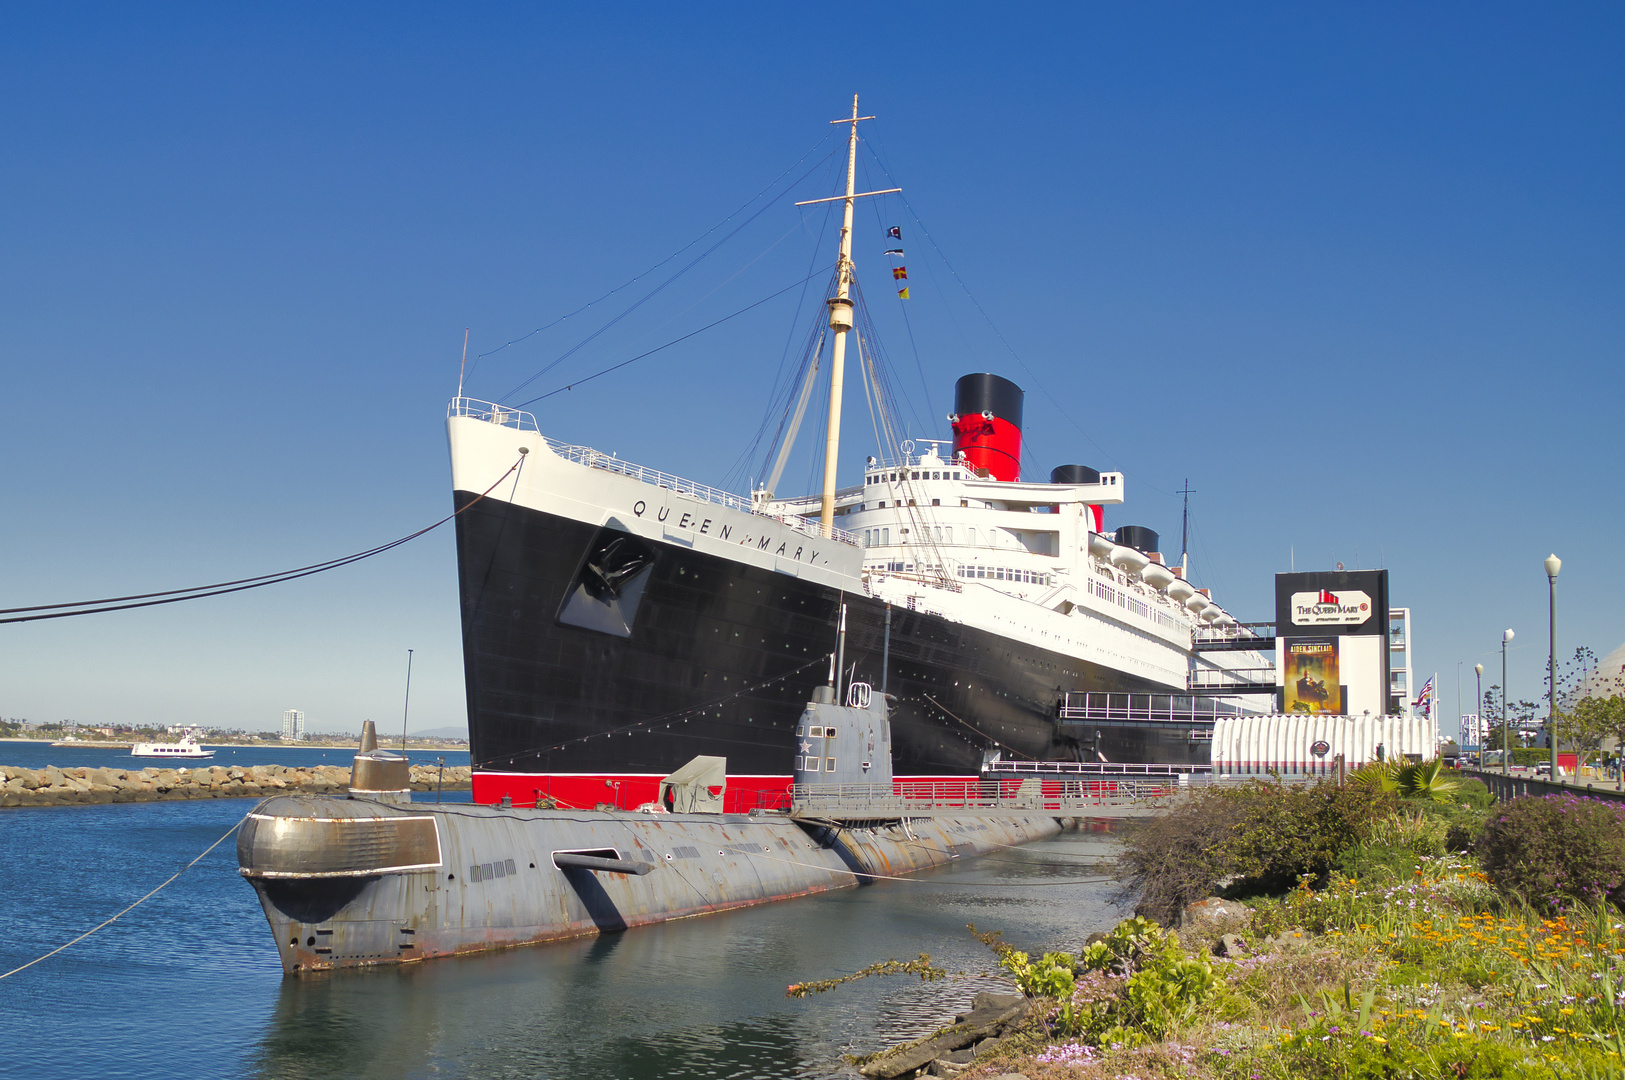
[1413,676,1434,717]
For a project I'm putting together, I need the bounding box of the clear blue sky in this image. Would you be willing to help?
[3,4,1620,735]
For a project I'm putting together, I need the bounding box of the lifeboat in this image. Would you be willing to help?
[1141,564,1176,589]
[1086,533,1115,558]
[1108,545,1150,572]
[1185,593,1211,613]
[1166,579,1196,602]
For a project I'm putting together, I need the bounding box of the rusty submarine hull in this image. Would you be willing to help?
[239,685,1147,975]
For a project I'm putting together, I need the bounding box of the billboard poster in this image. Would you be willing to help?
[1283,637,1342,714]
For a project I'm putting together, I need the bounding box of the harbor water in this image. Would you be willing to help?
[0,793,1126,1080]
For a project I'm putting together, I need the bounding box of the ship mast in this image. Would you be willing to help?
[795,94,899,536]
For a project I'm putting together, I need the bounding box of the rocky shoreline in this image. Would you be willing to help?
[0,763,473,807]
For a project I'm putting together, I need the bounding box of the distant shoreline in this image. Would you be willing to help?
[0,736,469,751]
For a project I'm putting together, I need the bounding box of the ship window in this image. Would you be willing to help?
[804,756,819,771]
[889,472,896,482]
[808,726,823,737]
[557,527,656,639]
[944,527,952,543]
[823,727,836,738]
[933,471,941,480]
[877,501,885,508]
[932,498,940,506]
[826,758,836,771]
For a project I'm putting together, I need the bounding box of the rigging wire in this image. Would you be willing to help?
[498,147,842,403]
[512,269,831,409]
[859,132,1179,501]
[723,198,841,492]
[0,456,527,625]
[468,131,837,380]
[860,154,936,428]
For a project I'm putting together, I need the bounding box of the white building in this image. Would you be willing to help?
[1388,607,1414,716]
[281,709,307,741]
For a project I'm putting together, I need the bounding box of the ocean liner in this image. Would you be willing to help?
[450,98,1268,810]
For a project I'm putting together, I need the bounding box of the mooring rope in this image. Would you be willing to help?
[0,814,245,981]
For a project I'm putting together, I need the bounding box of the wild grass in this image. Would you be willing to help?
[959,796,1625,1079]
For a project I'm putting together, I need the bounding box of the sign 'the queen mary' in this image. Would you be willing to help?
[1290,589,1373,627]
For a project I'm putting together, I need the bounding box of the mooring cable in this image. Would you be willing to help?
[0,454,525,624]
[0,814,246,981]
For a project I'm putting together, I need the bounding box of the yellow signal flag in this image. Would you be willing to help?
[897,287,910,299]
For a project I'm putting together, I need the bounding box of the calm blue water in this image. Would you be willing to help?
[0,740,469,771]
[0,797,1126,1080]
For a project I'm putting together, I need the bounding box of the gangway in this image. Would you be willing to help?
[1193,621,1276,652]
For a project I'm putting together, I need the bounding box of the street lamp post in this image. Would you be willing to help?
[1502,629,1515,776]
[1546,554,1562,782]
[1474,662,1483,761]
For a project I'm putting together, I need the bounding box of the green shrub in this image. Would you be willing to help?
[1478,794,1625,912]
[1113,789,1248,925]
[1018,916,1219,1048]
[1115,780,1386,922]
[1332,842,1420,882]
[1454,777,1493,811]
[1363,809,1448,856]
[1220,780,1386,895]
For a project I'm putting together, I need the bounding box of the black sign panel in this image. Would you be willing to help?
[1274,570,1390,639]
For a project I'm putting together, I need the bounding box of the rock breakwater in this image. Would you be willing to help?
[0,763,473,807]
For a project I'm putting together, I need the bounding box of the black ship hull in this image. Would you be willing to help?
[454,491,1213,807]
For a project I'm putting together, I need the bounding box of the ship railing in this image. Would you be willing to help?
[1188,666,1277,689]
[788,778,1180,815]
[449,396,539,431]
[1058,691,1235,723]
[989,760,1213,779]
[1192,621,1274,646]
[451,397,859,547]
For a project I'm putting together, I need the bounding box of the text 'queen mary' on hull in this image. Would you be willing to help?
[450,97,1268,811]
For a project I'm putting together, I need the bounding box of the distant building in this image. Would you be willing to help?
[282,709,307,741]
[1388,608,1414,717]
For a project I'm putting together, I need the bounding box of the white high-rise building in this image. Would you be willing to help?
[281,709,307,741]
[1388,608,1414,716]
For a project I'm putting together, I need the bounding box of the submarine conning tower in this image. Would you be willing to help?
[792,682,893,790]
[349,719,412,805]
[950,373,1023,482]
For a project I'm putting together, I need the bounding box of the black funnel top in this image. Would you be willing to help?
[953,373,1024,428]
[1050,464,1100,485]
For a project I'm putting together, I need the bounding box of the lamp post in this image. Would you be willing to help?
[1546,554,1562,783]
[1474,662,1483,761]
[1502,629,1515,775]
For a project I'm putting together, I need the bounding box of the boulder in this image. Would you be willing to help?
[1182,896,1249,934]
[1215,933,1247,957]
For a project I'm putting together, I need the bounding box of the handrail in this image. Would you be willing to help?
[451,397,860,547]
[789,778,1179,814]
